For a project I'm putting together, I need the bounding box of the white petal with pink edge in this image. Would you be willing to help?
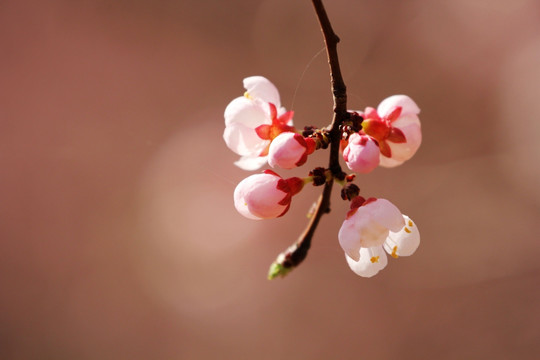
[377,94,420,118]
[234,155,269,171]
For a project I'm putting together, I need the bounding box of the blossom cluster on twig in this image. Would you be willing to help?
[223,1,422,279]
[224,76,421,278]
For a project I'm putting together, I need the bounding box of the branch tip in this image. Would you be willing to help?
[267,0,347,278]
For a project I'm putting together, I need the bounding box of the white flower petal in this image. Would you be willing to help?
[377,95,420,118]
[385,118,422,163]
[234,155,268,171]
[391,113,421,128]
[234,179,262,220]
[357,220,391,248]
[345,246,388,277]
[224,96,270,128]
[379,156,404,168]
[223,123,268,157]
[243,76,281,108]
[384,215,420,257]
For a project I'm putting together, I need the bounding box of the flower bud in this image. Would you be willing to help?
[268,132,315,169]
[342,133,380,174]
[340,183,360,201]
[233,170,303,220]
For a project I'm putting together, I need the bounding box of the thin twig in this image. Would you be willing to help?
[268,0,348,279]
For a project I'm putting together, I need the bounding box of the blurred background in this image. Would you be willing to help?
[1,0,540,359]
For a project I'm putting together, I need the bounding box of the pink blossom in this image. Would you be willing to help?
[361,95,421,167]
[342,133,380,174]
[233,170,304,220]
[339,198,421,277]
[338,198,404,261]
[223,76,294,170]
[268,132,316,169]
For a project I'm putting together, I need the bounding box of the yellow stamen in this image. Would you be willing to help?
[370,256,380,263]
[391,246,399,258]
[408,220,413,227]
[244,91,253,99]
[404,227,411,233]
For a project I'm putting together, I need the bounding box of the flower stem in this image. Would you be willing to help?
[268,0,348,279]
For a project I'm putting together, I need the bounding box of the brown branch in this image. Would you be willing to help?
[268,0,348,279]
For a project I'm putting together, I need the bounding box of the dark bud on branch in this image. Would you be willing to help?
[304,127,331,150]
[309,167,329,186]
[341,183,360,201]
[340,111,364,140]
[349,111,364,130]
[302,125,317,137]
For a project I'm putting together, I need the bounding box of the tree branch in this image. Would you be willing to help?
[268,0,348,279]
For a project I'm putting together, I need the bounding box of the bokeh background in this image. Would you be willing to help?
[1,0,540,359]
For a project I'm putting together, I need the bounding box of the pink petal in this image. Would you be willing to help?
[255,124,272,140]
[364,199,405,233]
[340,204,390,251]
[263,169,280,177]
[234,177,263,220]
[276,110,294,126]
[268,103,278,121]
[343,133,380,174]
[363,107,381,121]
[339,199,404,261]
[234,155,268,171]
[384,106,403,123]
[268,132,307,169]
[234,173,289,219]
[234,197,261,220]
[378,140,392,158]
[392,113,421,128]
[338,218,363,261]
[387,127,406,143]
[285,177,304,196]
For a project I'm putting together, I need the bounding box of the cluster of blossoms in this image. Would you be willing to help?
[224,76,422,278]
